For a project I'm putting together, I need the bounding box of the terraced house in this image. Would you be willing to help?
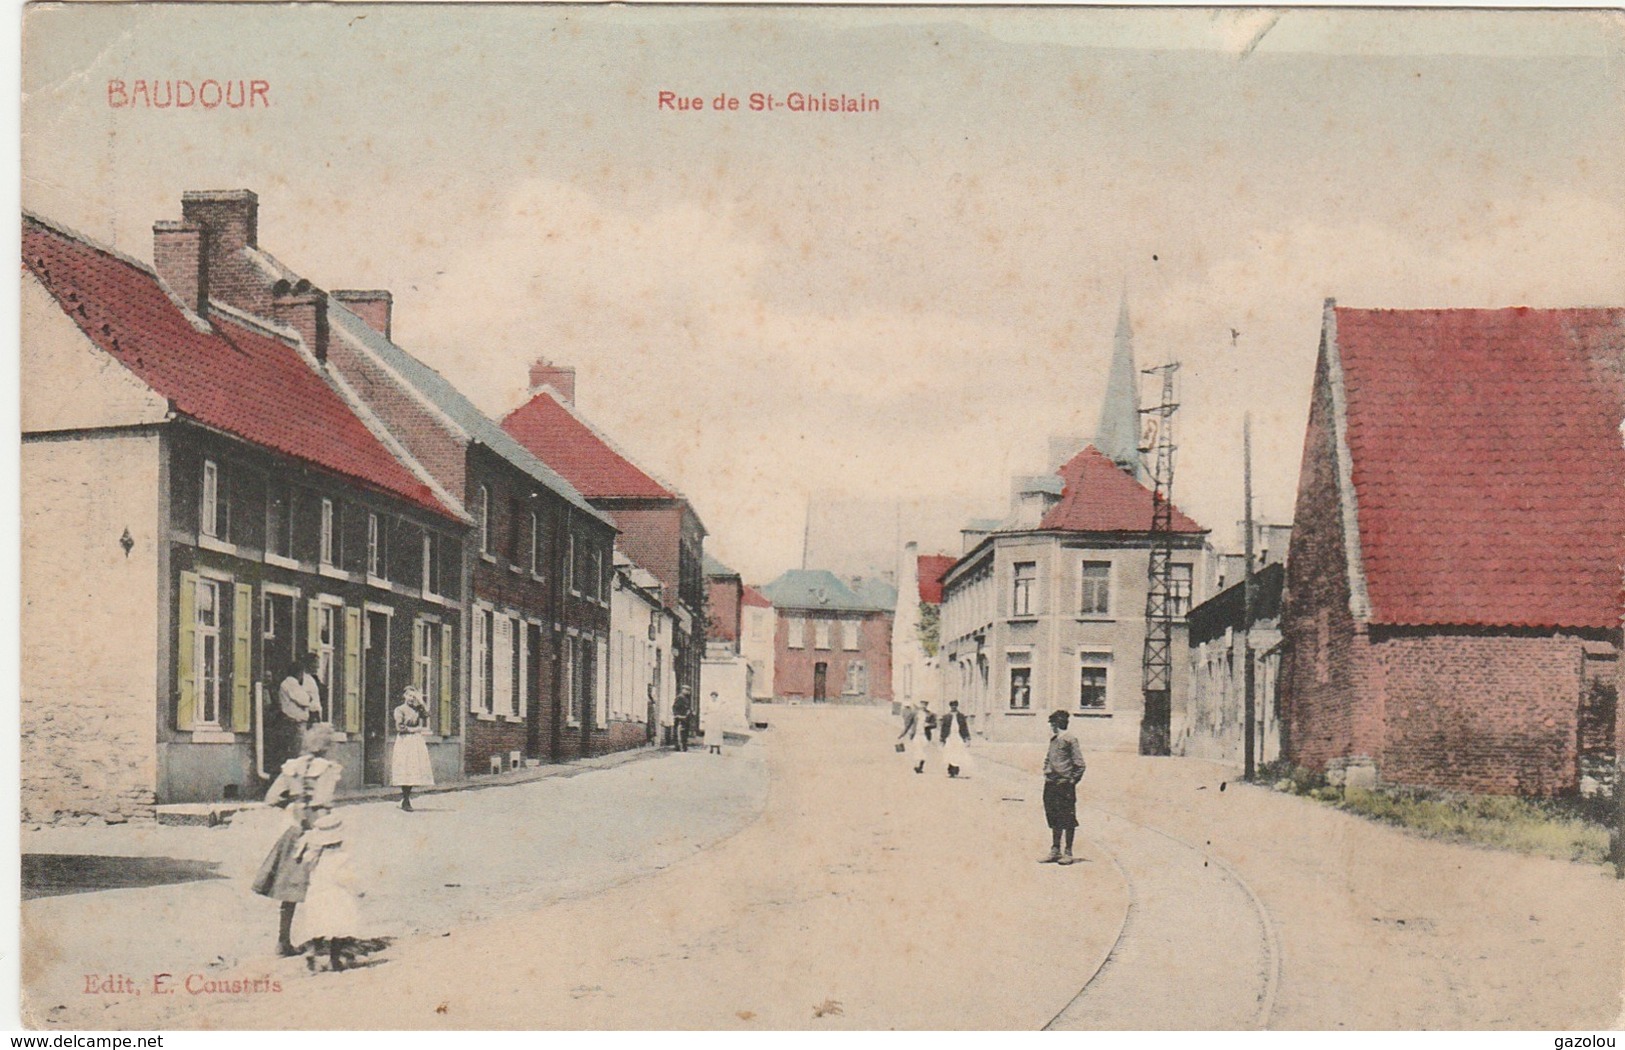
[21,212,467,822]
[164,189,622,772]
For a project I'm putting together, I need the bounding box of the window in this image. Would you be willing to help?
[201,460,221,539]
[529,512,539,575]
[422,532,439,597]
[1012,561,1036,616]
[367,513,381,577]
[194,578,222,724]
[413,618,439,717]
[507,498,524,565]
[1169,563,1193,618]
[319,499,335,567]
[477,485,491,556]
[1079,665,1108,710]
[493,615,514,717]
[590,545,604,601]
[566,635,586,726]
[1080,561,1111,616]
[814,620,831,650]
[842,619,860,651]
[566,533,576,593]
[787,617,805,649]
[266,482,292,558]
[1008,658,1032,710]
[313,604,336,721]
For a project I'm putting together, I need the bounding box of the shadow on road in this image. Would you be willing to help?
[22,854,226,900]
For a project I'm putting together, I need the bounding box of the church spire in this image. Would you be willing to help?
[1094,289,1142,478]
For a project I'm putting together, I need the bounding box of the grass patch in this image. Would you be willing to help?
[1260,761,1613,866]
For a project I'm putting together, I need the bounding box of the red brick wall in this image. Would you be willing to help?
[326,334,466,495]
[1375,632,1583,795]
[1280,342,1381,773]
[774,610,894,701]
[707,577,742,645]
[602,504,681,598]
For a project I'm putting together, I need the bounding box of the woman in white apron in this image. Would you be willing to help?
[940,700,973,778]
[906,701,936,774]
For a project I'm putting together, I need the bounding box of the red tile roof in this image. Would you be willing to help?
[742,585,773,608]
[501,390,675,500]
[1334,306,1625,629]
[917,554,956,605]
[22,214,455,520]
[1039,445,1206,534]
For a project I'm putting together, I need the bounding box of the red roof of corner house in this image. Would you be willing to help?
[1333,306,1625,630]
[501,389,675,500]
[917,554,956,605]
[22,214,456,520]
[742,585,773,609]
[1039,445,1206,535]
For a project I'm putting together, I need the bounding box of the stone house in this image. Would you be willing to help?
[1278,302,1624,795]
[21,211,467,821]
[740,584,776,702]
[608,550,676,745]
[891,543,954,712]
[939,446,1211,749]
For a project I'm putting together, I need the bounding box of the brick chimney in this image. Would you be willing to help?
[179,189,260,314]
[529,359,576,403]
[271,281,329,363]
[152,220,208,316]
[333,289,392,340]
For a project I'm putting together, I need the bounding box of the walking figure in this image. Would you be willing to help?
[899,699,936,774]
[252,723,341,956]
[295,814,366,972]
[940,699,972,778]
[1039,709,1086,865]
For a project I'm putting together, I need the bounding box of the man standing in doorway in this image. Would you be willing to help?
[1040,709,1086,865]
[274,653,324,771]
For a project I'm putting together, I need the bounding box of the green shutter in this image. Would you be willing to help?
[307,599,322,662]
[439,621,454,735]
[343,606,362,733]
[231,583,253,732]
[176,572,199,730]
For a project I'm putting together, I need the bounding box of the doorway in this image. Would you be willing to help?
[363,609,391,786]
[813,662,828,703]
[259,591,296,779]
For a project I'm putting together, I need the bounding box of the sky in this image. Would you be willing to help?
[20,4,1625,584]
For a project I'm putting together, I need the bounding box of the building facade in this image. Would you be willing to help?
[502,367,708,724]
[1278,302,1624,795]
[891,543,953,712]
[168,189,622,773]
[740,584,776,702]
[761,570,896,703]
[939,447,1211,749]
[22,212,467,822]
[1177,561,1285,766]
[608,552,676,749]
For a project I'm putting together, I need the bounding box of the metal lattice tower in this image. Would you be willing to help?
[1138,362,1180,756]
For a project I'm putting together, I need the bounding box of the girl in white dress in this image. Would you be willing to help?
[295,814,364,972]
[390,687,435,811]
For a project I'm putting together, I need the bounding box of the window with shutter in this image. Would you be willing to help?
[176,571,200,730]
[343,606,362,733]
[438,621,454,734]
[232,583,253,731]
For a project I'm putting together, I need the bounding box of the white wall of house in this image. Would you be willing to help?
[740,601,776,700]
[891,542,940,712]
[1177,625,1282,767]
[21,434,164,824]
[610,566,671,732]
[700,656,753,734]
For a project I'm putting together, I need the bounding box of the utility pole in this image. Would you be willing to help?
[1243,413,1257,782]
[1139,362,1180,757]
